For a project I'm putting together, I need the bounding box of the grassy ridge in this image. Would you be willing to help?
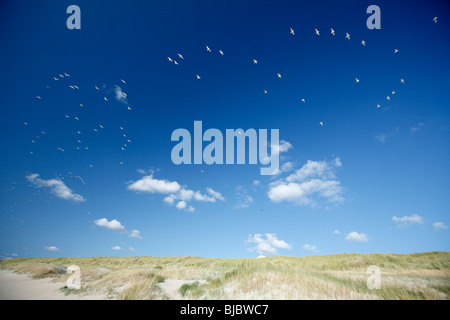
[1,251,449,300]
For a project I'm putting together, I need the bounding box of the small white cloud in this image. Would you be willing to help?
[44,246,60,252]
[253,180,260,186]
[128,247,136,252]
[114,85,128,104]
[246,233,292,255]
[345,232,369,242]
[411,122,424,132]
[176,200,187,210]
[268,158,344,207]
[129,230,142,239]
[392,214,424,226]
[433,222,448,230]
[26,173,85,202]
[127,175,181,194]
[302,244,317,251]
[256,255,266,259]
[333,230,341,235]
[375,133,387,142]
[206,188,225,201]
[111,246,122,251]
[94,218,126,232]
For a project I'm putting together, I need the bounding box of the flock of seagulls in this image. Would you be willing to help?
[162,24,416,127]
[29,73,134,166]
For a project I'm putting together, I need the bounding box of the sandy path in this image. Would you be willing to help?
[157,279,206,300]
[0,270,105,300]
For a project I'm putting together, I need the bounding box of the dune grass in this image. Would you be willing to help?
[1,251,449,300]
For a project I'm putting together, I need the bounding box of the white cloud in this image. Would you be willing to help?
[44,246,60,252]
[411,122,424,132]
[176,200,187,210]
[272,140,293,155]
[207,188,225,201]
[375,133,387,142]
[253,180,260,186]
[256,255,266,259]
[302,244,317,251]
[333,230,341,235]
[235,186,253,209]
[345,232,369,242]
[246,233,292,255]
[268,158,344,207]
[129,230,142,239]
[127,175,181,194]
[111,246,122,251]
[392,214,424,226]
[26,173,85,202]
[129,174,224,212]
[114,85,128,104]
[433,222,448,230]
[128,247,136,252]
[94,218,126,232]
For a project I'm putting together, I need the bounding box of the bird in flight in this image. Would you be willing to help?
[377,104,381,108]
[355,78,360,83]
[392,91,396,95]
[104,97,108,101]
[361,40,366,46]
[167,57,173,62]
[253,59,258,64]
[386,96,391,101]
[174,60,179,65]
[400,78,405,84]
[219,50,224,56]
[301,98,305,103]
[394,49,399,53]
[94,86,99,90]
[206,46,211,52]
[36,96,41,100]
[319,122,324,126]
[196,75,201,80]
[53,77,59,81]
[330,28,335,36]
[345,33,350,40]
[277,73,282,79]
[178,53,184,59]
[64,72,70,77]
[315,28,320,36]
[121,79,126,84]
[433,17,438,23]
[290,28,295,35]
[264,90,268,94]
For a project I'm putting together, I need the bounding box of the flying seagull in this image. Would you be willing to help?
[178,53,184,59]
[394,49,399,53]
[277,73,282,78]
[319,122,324,126]
[377,104,381,108]
[206,46,211,52]
[355,78,360,83]
[253,59,258,64]
[433,17,438,23]
[330,28,335,36]
[301,98,305,103]
[121,79,126,84]
[386,96,391,101]
[196,75,201,80]
[361,40,366,46]
[174,60,179,65]
[167,57,173,62]
[219,50,224,56]
[400,78,405,84]
[315,28,320,36]
[94,86,99,90]
[345,33,350,40]
[264,90,268,94]
[290,28,295,35]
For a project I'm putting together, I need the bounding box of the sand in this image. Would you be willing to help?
[0,270,105,300]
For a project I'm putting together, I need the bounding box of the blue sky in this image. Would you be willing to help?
[0,0,449,259]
